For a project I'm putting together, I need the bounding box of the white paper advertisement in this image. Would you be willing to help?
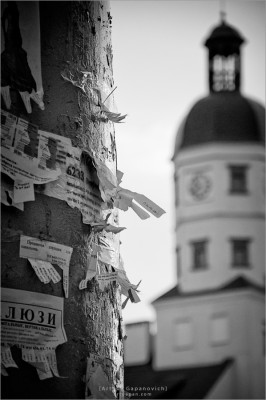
[1,288,67,351]
[42,146,103,224]
[0,146,61,184]
[19,235,73,298]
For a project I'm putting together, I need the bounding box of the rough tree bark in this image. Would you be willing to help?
[1,1,124,399]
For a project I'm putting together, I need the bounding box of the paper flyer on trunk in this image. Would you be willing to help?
[41,143,103,225]
[1,2,44,113]
[1,110,62,184]
[19,235,73,297]
[1,287,67,350]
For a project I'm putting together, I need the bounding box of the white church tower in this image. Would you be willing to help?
[152,17,265,399]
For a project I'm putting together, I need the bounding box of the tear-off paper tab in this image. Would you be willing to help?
[28,259,61,284]
[115,186,166,219]
[14,181,35,203]
[19,235,73,297]
[21,348,63,380]
[1,288,67,379]
[1,346,18,369]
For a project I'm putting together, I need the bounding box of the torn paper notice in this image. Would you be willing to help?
[97,243,117,269]
[115,186,166,219]
[85,354,115,399]
[37,129,72,169]
[88,365,116,399]
[0,146,61,184]
[1,287,67,350]
[1,346,18,369]
[116,255,138,297]
[90,213,126,234]
[28,259,61,284]
[79,243,98,290]
[0,109,17,146]
[42,146,103,225]
[97,234,120,269]
[86,354,112,382]
[1,2,44,113]
[20,235,73,297]
[1,111,71,183]
[1,112,38,153]
[97,272,118,290]
[14,181,35,203]
[1,179,24,211]
[92,156,117,202]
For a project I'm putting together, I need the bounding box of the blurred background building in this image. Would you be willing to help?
[124,15,265,400]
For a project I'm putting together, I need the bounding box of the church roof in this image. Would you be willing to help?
[125,358,233,399]
[152,276,265,304]
[173,92,265,158]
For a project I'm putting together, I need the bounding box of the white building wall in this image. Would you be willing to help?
[175,144,265,223]
[154,291,265,398]
[173,143,265,291]
[154,292,248,369]
[177,217,265,291]
[124,322,150,366]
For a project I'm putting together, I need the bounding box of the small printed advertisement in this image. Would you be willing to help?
[1,287,67,351]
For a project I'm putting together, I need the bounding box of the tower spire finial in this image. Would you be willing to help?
[220,0,226,23]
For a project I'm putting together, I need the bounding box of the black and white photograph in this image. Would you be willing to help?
[1,1,265,399]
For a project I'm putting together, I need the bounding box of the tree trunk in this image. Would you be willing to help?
[1,1,124,398]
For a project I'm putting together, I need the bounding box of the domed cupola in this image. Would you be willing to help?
[173,16,265,156]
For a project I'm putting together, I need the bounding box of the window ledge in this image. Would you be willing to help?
[231,264,251,268]
[191,265,209,272]
[229,191,249,195]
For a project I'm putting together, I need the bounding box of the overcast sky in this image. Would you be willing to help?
[110,0,265,324]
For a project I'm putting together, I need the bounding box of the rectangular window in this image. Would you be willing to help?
[231,239,250,267]
[228,165,248,194]
[191,240,208,270]
[173,319,193,350]
[210,314,230,345]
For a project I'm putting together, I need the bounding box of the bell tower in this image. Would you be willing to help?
[171,18,265,293]
[205,14,245,92]
[146,11,266,399]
